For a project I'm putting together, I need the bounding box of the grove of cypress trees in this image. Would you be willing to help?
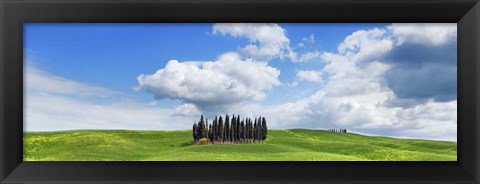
[192,114,267,144]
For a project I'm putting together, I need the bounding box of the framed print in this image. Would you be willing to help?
[1,0,479,183]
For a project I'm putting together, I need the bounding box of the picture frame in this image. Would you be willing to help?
[0,0,479,183]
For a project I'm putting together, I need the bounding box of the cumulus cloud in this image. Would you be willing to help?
[296,70,323,83]
[384,23,457,104]
[389,23,457,46]
[213,23,297,61]
[338,28,394,63]
[134,23,456,141]
[136,52,281,112]
[171,103,201,117]
[288,70,324,87]
[234,24,457,141]
[296,51,322,63]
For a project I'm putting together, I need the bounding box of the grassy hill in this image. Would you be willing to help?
[23,129,457,161]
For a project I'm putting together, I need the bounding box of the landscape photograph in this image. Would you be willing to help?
[24,23,457,161]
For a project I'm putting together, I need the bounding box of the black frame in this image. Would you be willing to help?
[1,0,479,183]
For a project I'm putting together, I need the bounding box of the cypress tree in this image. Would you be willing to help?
[245,118,250,142]
[241,120,245,143]
[230,114,237,142]
[205,118,209,140]
[208,124,212,142]
[262,117,267,141]
[219,116,224,143]
[236,115,240,142]
[256,117,260,142]
[193,122,198,142]
[225,115,230,141]
[257,118,260,141]
[250,119,254,142]
[202,120,207,138]
[251,120,254,143]
[212,116,218,142]
[197,115,204,140]
[253,121,257,142]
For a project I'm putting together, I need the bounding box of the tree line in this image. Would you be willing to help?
[328,128,347,133]
[193,114,267,144]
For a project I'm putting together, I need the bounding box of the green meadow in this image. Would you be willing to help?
[23,129,456,161]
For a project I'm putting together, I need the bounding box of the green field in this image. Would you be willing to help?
[23,129,457,161]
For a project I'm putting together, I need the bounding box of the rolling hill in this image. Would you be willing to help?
[23,129,457,161]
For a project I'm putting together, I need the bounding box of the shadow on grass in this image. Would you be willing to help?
[180,141,194,147]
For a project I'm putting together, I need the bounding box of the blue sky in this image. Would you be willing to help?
[24,23,457,141]
[25,23,386,105]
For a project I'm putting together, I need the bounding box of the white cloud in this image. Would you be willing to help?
[295,51,322,63]
[213,23,297,61]
[288,69,323,87]
[297,43,305,47]
[25,65,192,132]
[212,24,323,63]
[234,25,457,141]
[388,23,457,46]
[337,28,395,64]
[171,103,201,117]
[296,70,323,83]
[302,34,315,43]
[28,23,456,141]
[26,65,118,98]
[136,52,281,111]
